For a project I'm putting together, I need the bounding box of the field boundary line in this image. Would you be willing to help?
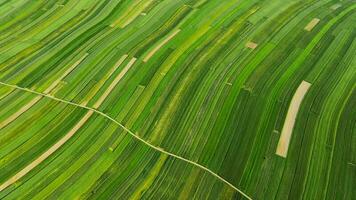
[0,81,252,200]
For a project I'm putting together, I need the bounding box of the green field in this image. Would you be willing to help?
[0,0,355,199]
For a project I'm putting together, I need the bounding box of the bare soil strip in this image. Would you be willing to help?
[276,81,311,157]
[143,29,181,62]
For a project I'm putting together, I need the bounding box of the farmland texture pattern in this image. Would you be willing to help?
[0,0,355,199]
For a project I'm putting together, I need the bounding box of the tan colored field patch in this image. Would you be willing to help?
[276,81,311,157]
[304,18,320,31]
[245,41,258,49]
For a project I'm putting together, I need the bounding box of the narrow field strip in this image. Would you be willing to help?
[109,0,153,28]
[330,3,342,10]
[276,81,311,157]
[92,54,130,108]
[0,96,41,130]
[143,29,181,62]
[119,0,154,28]
[0,81,252,200]
[43,53,89,94]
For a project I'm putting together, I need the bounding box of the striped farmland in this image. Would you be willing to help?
[0,0,355,199]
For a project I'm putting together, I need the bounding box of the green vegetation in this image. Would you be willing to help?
[0,0,355,199]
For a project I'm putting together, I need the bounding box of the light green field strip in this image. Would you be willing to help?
[121,0,240,133]
[0,81,252,200]
[0,5,58,42]
[276,81,311,157]
[0,0,84,60]
[0,53,88,130]
[330,3,342,10]
[248,3,356,161]
[0,1,46,34]
[0,0,28,19]
[110,0,154,28]
[300,35,356,199]
[129,154,168,200]
[0,87,13,100]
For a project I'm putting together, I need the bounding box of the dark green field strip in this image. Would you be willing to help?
[0,0,355,199]
[0,101,65,164]
[325,90,355,199]
[297,35,355,199]
[231,5,350,192]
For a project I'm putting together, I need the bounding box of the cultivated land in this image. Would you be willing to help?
[0,0,355,199]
